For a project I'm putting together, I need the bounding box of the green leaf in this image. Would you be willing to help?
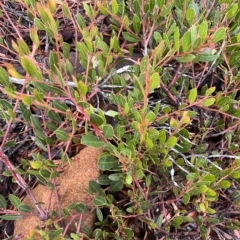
[111,0,118,14]
[17,204,32,212]
[40,169,51,178]
[75,203,88,213]
[125,174,133,185]
[174,26,180,52]
[212,27,226,43]
[141,200,150,212]
[9,194,21,208]
[162,2,174,17]
[0,67,10,87]
[219,180,231,188]
[206,188,217,197]
[49,229,64,239]
[199,21,208,41]
[62,3,70,18]
[102,124,114,139]
[182,193,190,205]
[34,138,47,151]
[15,39,30,55]
[93,196,106,206]
[77,81,88,96]
[0,194,7,209]
[98,175,111,185]
[22,95,32,105]
[52,100,68,112]
[201,174,215,183]
[188,88,197,104]
[109,173,121,181]
[50,170,59,179]
[194,144,208,154]
[157,0,164,8]
[0,215,22,220]
[231,172,240,179]
[216,96,230,107]
[75,13,86,28]
[207,218,220,224]
[136,169,144,180]
[194,53,218,62]
[145,135,153,149]
[3,140,16,149]
[46,122,57,132]
[90,113,104,126]
[201,98,215,107]
[67,203,77,210]
[49,51,58,74]
[145,111,156,123]
[97,2,109,15]
[163,33,170,49]
[95,36,108,55]
[76,42,88,68]
[175,54,195,63]
[0,99,10,110]
[34,19,45,30]
[186,8,195,24]
[98,154,118,170]
[153,31,162,43]
[89,181,101,194]
[159,129,166,145]
[83,2,93,19]
[47,110,61,123]
[206,207,216,214]
[155,214,163,228]
[140,56,149,72]
[165,136,178,148]
[109,180,123,192]
[181,31,191,52]
[20,56,42,80]
[200,225,207,235]
[93,228,103,238]
[172,216,183,228]
[148,129,159,140]
[150,72,160,90]
[192,37,202,50]
[54,129,69,141]
[205,87,216,96]
[198,185,209,193]
[122,32,139,43]
[187,173,197,181]
[133,14,141,34]
[96,207,103,222]
[34,83,66,96]
[81,134,106,148]
[30,28,40,48]
[30,161,42,170]
[33,89,44,102]
[226,3,238,19]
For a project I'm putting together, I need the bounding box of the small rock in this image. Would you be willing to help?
[14,147,102,238]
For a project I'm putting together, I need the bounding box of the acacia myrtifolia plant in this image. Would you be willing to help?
[0,0,240,239]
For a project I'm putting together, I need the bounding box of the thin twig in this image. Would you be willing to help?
[0,149,47,220]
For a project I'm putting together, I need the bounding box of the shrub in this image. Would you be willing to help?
[0,0,240,239]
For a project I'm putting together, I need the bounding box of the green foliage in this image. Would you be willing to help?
[0,0,240,239]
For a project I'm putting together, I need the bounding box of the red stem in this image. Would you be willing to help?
[0,148,47,220]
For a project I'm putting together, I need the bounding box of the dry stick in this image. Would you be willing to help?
[0,2,23,40]
[62,214,79,237]
[0,149,47,220]
[205,0,217,19]
[8,62,134,89]
[160,81,179,107]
